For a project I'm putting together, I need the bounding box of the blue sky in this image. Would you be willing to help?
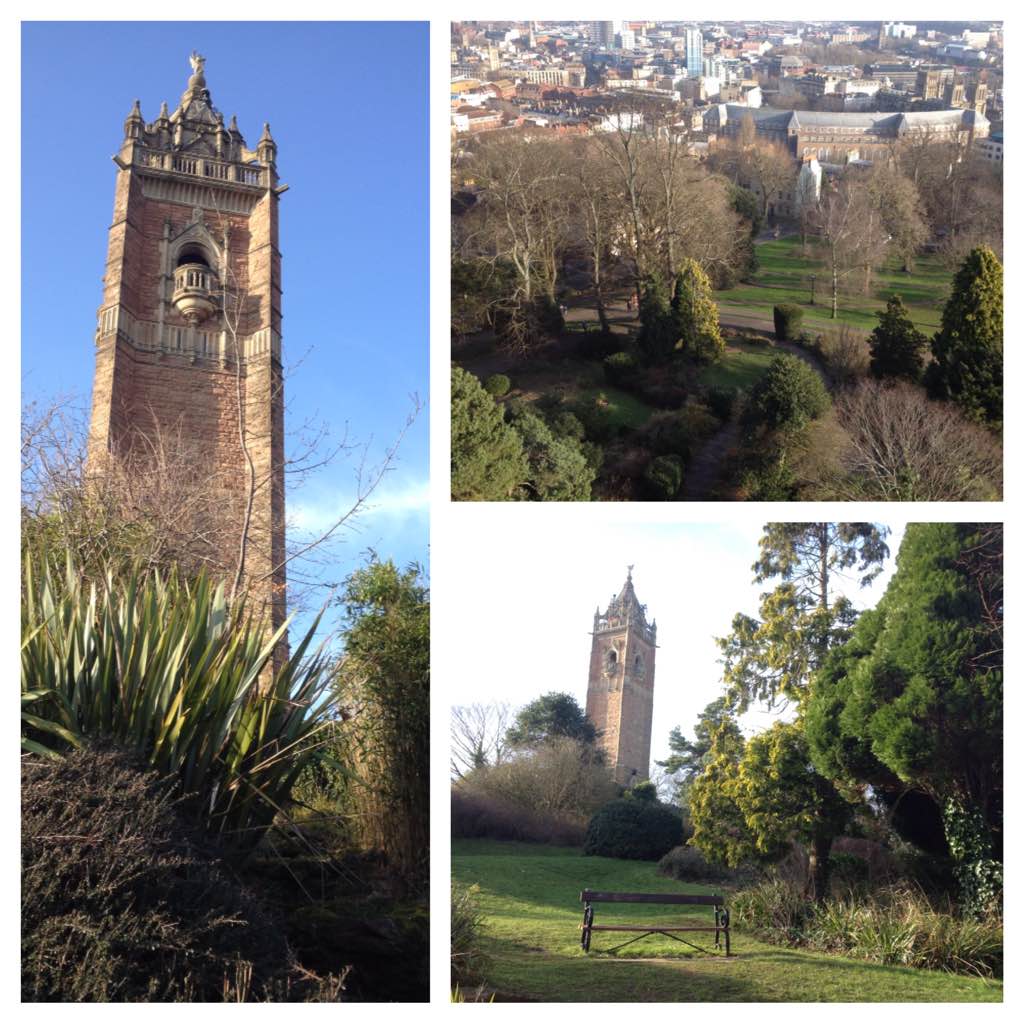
[21,21,429,633]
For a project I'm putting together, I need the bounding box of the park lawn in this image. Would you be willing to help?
[577,386,654,431]
[453,839,1003,1003]
[699,340,777,392]
[717,237,951,335]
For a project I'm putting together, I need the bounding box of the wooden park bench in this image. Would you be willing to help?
[579,890,731,957]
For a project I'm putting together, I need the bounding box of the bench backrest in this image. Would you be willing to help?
[580,890,722,906]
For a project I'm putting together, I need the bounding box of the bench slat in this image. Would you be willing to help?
[580,890,722,906]
[584,925,728,933]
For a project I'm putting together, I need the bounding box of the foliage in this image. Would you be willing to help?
[868,295,928,382]
[642,454,683,499]
[671,259,725,363]
[707,386,737,421]
[483,373,512,397]
[332,558,429,883]
[657,696,742,804]
[22,745,340,1002]
[926,246,1003,425]
[452,258,517,338]
[451,882,490,987]
[506,692,596,748]
[717,523,889,710]
[773,303,804,342]
[451,365,528,500]
[506,406,596,501]
[627,780,659,803]
[657,845,741,884]
[583,797,684,861]
[806,523,1002,914]
[747,354,830,431]
[603,350,638,386]
[733,879,1002,978]
[636,272,676,363]
[451,787,587,846]
[550,410,585,441]
[462,736,617,825]
[21,555,333,849]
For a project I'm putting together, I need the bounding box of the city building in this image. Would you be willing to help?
[684,27,703,77]
[585,569,657,786]
[88,53,286,627]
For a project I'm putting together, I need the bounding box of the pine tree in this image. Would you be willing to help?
[451,365,528,500]
[868,294,928,382]
[636,272,675,363]
[926,246,1003,424]
[671,258,725,363]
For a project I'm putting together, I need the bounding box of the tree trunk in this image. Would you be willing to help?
[807,833,832,904]
[831,261,839,320]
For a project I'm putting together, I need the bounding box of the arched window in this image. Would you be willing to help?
[176,243,211,269]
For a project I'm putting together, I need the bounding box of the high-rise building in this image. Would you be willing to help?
[585,569,657,786]
[684,27,703,77]
[591,21,615,48]
[88,53,286,628]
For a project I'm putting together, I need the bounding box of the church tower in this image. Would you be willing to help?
[585,569,657,785]
[87,52,286,626]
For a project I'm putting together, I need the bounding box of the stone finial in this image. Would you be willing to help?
[127,98,143,120]
[229,114,239,132]
[158,100,169,119]
[259,122,275,143]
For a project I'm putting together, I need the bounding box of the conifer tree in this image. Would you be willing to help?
[636,272,675,363]
[868,294,928,382]
[926,246,1003,424]
[451,366,527,500]
[671,258,725,363]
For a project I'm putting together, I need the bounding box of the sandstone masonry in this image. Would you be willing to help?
[585,569,657,785]
[87,53,286,627]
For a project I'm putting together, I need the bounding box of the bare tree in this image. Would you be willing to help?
[450,702,511,779]
[830,380,1002,501]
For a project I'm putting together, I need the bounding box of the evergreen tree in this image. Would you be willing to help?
[505,406,595,501]
[451,366,527,500]
[671,259,725,363]
[805,523,1003,914]
[636,272,676,363]
[505,692,597,749]
[747,354,831,431]
[657,697,741,803]
[926,246,1003,424]
[868,294,928,382]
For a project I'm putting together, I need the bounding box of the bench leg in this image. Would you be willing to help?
[581,904,593,952]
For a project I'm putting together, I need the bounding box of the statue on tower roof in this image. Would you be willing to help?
[189,51,206,75]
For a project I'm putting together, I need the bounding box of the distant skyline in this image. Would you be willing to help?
[443,519,907,769]
[22,22,429,633]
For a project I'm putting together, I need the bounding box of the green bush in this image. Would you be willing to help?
[747,354,830,430]
[583,798,684,860]
[551,410,586,441]
[731,880,814,945]
[644,412,692,460]
[483,373,511,397]
[603,351,638,386]
[21,745,337,1002]
[773,304,804,342]
[643,454,684,499]
[707,386,737,421]
[658,845,738,884]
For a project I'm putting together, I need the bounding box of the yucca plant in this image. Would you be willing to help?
[21,553,334,849]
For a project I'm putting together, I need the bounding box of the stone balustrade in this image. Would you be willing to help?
[134,146,268,187]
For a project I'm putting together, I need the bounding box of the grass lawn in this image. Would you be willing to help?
[576,386,654,431]
[717,237,951,335]
[453,839,1003,1003]
[699,341,777,392]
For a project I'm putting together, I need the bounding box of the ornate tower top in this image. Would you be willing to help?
[593,567,656,642]
[119,54,277,176]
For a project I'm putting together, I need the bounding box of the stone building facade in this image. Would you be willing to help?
[585,569,657,786]
[87,53,286,627]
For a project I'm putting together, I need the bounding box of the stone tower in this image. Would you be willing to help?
[87,52,286,626]
[585,569,657,785]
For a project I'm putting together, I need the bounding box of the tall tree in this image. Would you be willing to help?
[925,246,1003,425]
[657,696,741,804]
[805,523,1003,913]
[505,692,598,749]
[718,523,889,710]
[637,271,676,363]
[868,294,928,382]
[671,259,725,363]
[865,164,928,272]
[451,366,527,501]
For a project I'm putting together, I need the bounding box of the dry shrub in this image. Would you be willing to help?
[819,323,870,389]
[22,746,343,1002]
[831,380,1002,500]
[451,789,586,846]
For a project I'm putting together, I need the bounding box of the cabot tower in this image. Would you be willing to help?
[585,568,657,785]
[87,52,286,625]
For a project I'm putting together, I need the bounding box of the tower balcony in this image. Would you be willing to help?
[172,262,219,324]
